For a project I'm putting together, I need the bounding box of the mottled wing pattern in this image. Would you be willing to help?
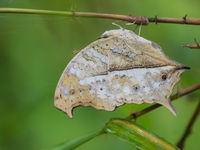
[55,29,188,118]
[54,37,112,117]
[106,30,179,71]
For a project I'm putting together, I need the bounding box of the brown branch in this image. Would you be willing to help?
[74,12,149,25]
[182,38,200,49]
[176,101,200,149]
[182,43,200,49]
[0,8,200,25]
[126,83,200,120]
[148,16,200,25]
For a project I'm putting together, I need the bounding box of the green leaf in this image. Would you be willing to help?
[104,119,179,150]
[52,129,103,150]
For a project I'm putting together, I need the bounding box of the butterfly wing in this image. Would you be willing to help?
[54,37,115,118]
[55,29,187,118]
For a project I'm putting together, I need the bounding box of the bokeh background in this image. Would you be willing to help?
[0,0,200,150]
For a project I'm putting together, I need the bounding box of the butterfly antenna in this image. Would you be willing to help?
[126,20,136,26]
[138,23,142,36]
[112,22,124,30]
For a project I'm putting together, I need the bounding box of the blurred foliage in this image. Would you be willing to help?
[104,119,179,150]
[0,0,200,150]
[53,129,103,150]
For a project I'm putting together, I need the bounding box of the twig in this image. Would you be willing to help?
[148,15,200,25]
[182,43,200,49]
[0,8,200,25]
[182,38,200,49]
[176,101,200,149]
[126,83,200,120]
[53,129,104,150]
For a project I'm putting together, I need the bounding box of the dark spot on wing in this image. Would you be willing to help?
[133,85,139,91]
[69,89,75,95]
[162,74,167,80]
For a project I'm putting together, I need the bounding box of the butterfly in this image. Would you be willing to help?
[54,29,189,118]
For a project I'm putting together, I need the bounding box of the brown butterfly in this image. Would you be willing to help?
[54,29,189,118]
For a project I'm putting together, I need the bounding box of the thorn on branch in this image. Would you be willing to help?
[182,38,200,49]
[154,15,158,24]
[182,14,188,23]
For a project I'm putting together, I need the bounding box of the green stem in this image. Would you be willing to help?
[0,8,74,16]
[0,8,149,24]
[1,8,200,25]
[53,129,104,150]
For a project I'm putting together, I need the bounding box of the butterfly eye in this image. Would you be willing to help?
[161,74,167,80]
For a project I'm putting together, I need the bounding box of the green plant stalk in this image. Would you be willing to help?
[1,8,200,25]
[104,119,179,150]
[0,8,148,24]
[0,8,74,16]
[53,129,104,150]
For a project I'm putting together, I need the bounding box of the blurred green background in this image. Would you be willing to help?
[0,0,200,150]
